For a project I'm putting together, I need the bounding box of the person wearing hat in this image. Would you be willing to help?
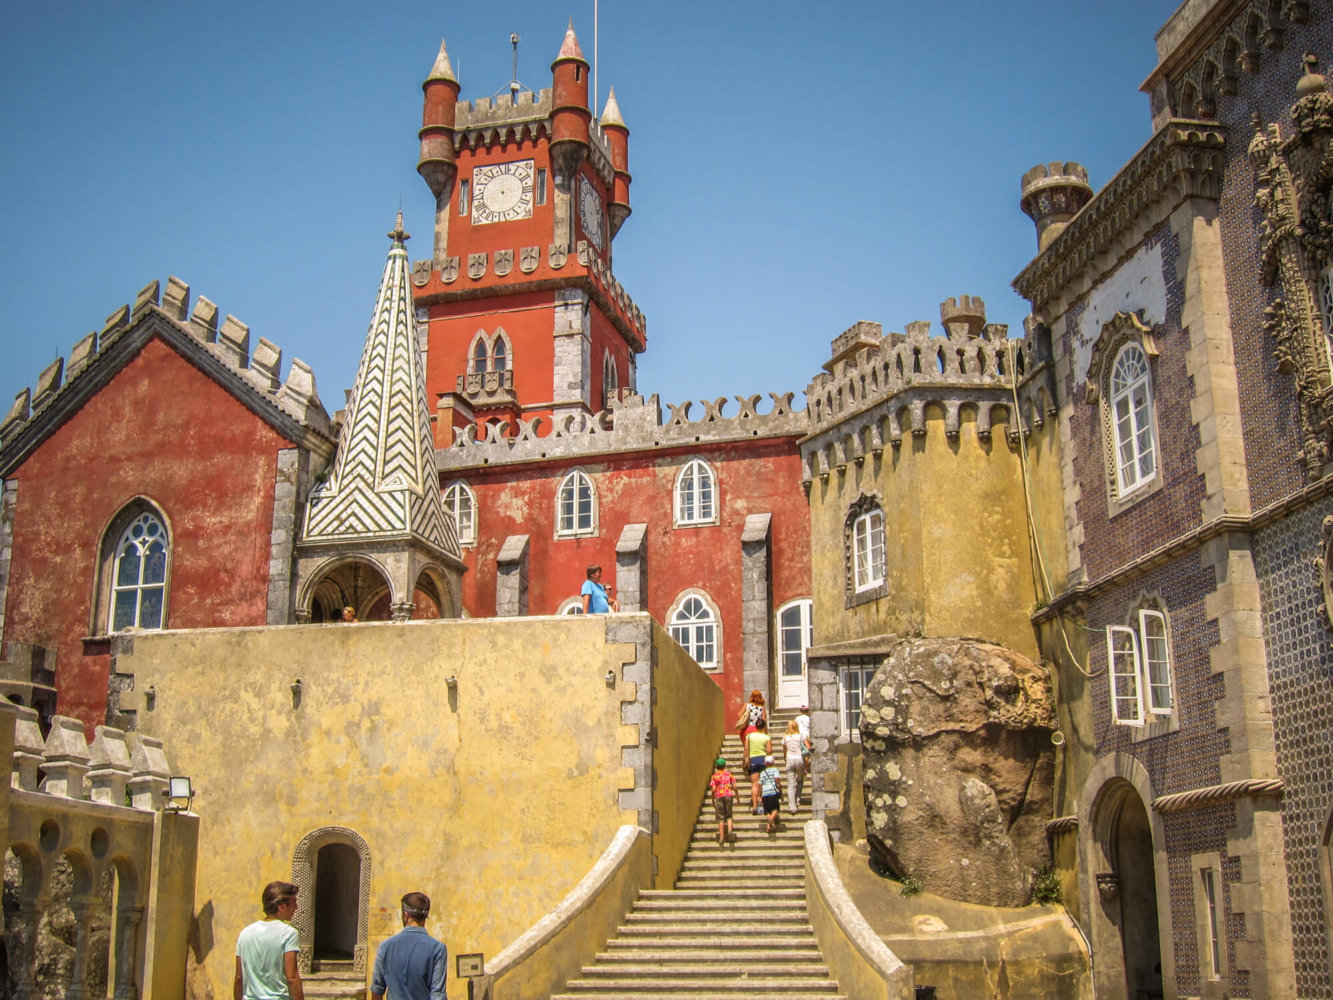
[708,757,737,846]
[370,892,447,1000]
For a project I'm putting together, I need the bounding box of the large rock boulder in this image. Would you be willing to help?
[859,637,1056,907]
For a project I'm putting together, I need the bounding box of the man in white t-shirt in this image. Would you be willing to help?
[235,881,304,1000]
[796,706,811,744]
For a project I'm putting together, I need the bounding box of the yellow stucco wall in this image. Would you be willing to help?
[809,405,1042,658]
[112,614,716,1000]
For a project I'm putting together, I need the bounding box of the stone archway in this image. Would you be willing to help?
[291,827,371,974]
[299,558,393,623]
[1078,757,1169,999]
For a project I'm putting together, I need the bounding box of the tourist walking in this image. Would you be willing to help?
[708,757,737,846]
[759,755,783,833]
[782,719,810,814]
[745,719,771,812]
[235,882,304,1000]
[734,690,767,749]
[370,892,447,1000]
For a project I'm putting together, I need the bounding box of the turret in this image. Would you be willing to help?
[418,40,461,199]
[600,87,632,238]
[1020,162,1093,254]
[549,20,591,190]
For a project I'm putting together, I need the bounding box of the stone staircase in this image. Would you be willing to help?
[305,959,366,1000]
[552,712,845,999]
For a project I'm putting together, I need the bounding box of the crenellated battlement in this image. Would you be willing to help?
[438,390,806,471]
[801,300,1056,487]
[0,277,333,460]
[451,89,613,183]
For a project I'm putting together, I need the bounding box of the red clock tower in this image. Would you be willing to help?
[411,24,644,446]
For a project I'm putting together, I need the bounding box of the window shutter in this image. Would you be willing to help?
[1139,609,1173,714]
[1107,625,1145,726]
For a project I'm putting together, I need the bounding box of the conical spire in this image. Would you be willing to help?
[557,18,586,61]
[426,39,459,84]
[299,214,459,560]
[600,87,625,127]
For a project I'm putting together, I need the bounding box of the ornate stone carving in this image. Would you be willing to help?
[440,256,460,283]
[291,826,372,974]
[467,253,487,280]
[1249,59,1333,480]
[411,260,431,287]
[455,369,516,406]
[494,249,513,277]
[519,246,539,273]
[548,244,567,269]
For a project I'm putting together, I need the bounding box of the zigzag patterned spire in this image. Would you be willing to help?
[300,214,459,557]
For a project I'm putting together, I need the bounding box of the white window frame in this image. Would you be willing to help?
[838,663,877,742]
[110,511,170,631]
[1108,343,1158,497]
[667,589,721,672]
[852,508,886,591]
[1191,851,1229,989]
[557,596,584,615]
[673,458,718,527]
[556,469,597,537]
[1106,605,1174,727]
[442,481,477,545]
[776,598,813,677]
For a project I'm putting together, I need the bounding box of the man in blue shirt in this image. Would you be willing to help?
[370,892,446,1000]
[581,564,619,614]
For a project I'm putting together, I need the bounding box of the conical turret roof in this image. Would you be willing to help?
[426,39,458,84]
[600,87,626,128]
[556,19,587,62]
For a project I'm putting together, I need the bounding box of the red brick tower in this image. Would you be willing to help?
[412,25,645,447]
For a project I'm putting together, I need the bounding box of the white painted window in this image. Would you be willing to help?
[852,508,886,591]
[777,599,813,676]
[1109,343,1157,496]
[442,481,476,545]
[668,591,720,671]
[557,597,584,615]
[674,458,717,526]
[111,512,168,631]
[1319,263,1333,368]
[839,664,877,741]
[1106,606,1174,726]
[556,470,596,536]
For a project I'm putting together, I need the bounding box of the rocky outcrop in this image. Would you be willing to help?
[859,637,1056,907]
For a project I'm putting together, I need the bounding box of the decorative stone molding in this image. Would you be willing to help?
[1046,815,1080,836]
[1151,777,1285,813]
[1083,311,1159,405]
[1249,63,1333,480]
[438,391,805,473]
[291,826,373,974]
[842,494,887,608]
[1013,122,1226,313]
[455,369,517,407]
[1318,514,1332,628]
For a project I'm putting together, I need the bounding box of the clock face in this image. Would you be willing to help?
[471,160,535,225]
[578,174,605,252]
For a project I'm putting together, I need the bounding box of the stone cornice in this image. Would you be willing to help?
[1013,121,1227,314]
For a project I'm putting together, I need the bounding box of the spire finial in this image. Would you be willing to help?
[1297,52,1327,98]
[388,211,410,245]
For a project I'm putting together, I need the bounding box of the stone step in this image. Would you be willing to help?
[639,888,806,901]
[630,900,808,914]
[552,993,846,1000]
[557,977,841,992]
[579,963,832,978]
[625,912,810,926]
[594,949,825,963]
[605,935,819,950]
[614,924,816,938]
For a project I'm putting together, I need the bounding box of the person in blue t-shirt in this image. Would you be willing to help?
[581,564,619,614]
[370,892,446,1000]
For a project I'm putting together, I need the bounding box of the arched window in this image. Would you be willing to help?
[1109,343,1158,496]
[110,510,169,630]
[471,337,489,374]
[442,481,476,545]
[557,597,584,615]
[602,352,618,410]
[674,458,717,526]
[556,470,596,537]
[852,507,885,592]
[492,335,508,372]
[668,591,720,672]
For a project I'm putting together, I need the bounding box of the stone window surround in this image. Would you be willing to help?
[92,497,173,637]
[843,493,887,607]
[442,479,477,546]
[556,596,584,615]
[666,587,722,673]
[467,327,511,375]
[601,349,618,410]
[1086,314,1164,519]
[1190,850,1231,996]
[672,456,719,528]
[555,468,597,538]
[837,662,877,744]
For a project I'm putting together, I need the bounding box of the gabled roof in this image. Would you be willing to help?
[300,215,461,562]
[0,277,334,477]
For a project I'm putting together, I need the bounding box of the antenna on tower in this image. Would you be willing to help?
[492,31,527,104]
[593,0,600,121]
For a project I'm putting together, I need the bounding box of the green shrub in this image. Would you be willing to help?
[1031,864,1064,905]
[897,874,923,897]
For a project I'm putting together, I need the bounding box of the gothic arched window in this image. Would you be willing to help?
[602,352,618,410]
[1109,343,1158,496]
[110,510,169,631]
[442,481,476,545]
[556,470,596,537]
[668,591,720,672]
[674,458,717,526]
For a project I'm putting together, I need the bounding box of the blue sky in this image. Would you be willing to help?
[0,2,1172,417]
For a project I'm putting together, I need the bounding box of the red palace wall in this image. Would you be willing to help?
[3,337,293,730]
[450,436,811,721]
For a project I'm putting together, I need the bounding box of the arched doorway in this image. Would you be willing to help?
[301,558,393,623]
[313,844,360,961]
